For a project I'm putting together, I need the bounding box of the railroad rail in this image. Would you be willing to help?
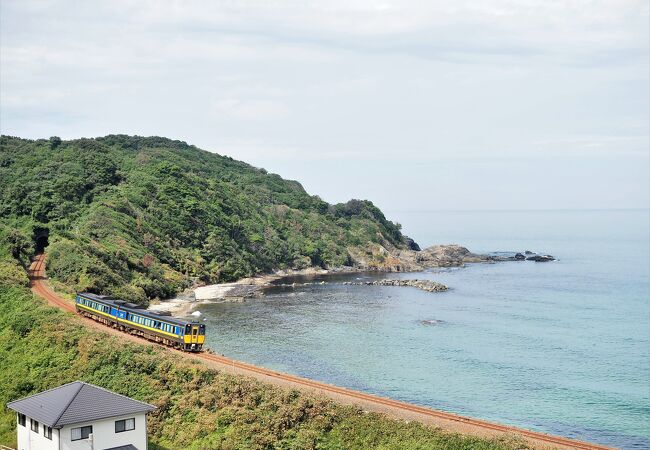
[28,254,615,450]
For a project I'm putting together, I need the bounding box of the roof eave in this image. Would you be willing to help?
[54,406,157,428]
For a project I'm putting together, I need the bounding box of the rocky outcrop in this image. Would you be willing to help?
[348,242,555,272]
[402,236,421,251]
[343,279,448,293]
[526,255,555,262]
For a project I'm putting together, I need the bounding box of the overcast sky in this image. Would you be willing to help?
[1,0,648,216]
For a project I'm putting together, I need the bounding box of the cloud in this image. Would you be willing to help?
[1,0,648,210]
[210,99,290,121]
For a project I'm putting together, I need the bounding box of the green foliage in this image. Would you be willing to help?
[0,284,526,450]
[0,225,31,287]
[0,135,411,305]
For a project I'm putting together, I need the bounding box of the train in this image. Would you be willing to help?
[75,292,205,352]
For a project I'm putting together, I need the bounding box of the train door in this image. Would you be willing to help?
[190,325,200,345]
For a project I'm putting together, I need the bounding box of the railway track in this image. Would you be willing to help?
[28,254,614,450]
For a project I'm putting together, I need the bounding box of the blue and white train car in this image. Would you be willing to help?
[75,292,205,352]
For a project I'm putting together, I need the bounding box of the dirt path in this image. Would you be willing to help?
[28,254,613,450]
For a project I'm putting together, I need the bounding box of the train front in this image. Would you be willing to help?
[184,322,206,351]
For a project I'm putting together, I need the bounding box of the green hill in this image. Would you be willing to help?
[0,135,411,304]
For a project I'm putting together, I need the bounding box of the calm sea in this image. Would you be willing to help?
[199,210,650,449]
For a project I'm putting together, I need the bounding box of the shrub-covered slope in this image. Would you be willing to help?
[0,135,408,304]
[0,281,525,450]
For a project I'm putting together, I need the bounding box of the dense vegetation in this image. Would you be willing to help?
[0,282,526,449]
[0,136,525,450]
[0,135,409,305]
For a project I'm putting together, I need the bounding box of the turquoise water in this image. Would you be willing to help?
[200,210,650,449]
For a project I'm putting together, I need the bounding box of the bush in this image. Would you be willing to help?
[0,261,28,287]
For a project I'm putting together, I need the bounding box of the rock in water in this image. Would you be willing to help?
[526,255,555,262]
[515,253,526,260]
[344,279,448,293]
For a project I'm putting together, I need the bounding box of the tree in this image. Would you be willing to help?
[49,136,62,150]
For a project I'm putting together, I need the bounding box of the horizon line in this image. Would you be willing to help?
[385,208,650,214]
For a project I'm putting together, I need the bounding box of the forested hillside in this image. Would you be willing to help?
[0,135,410,304]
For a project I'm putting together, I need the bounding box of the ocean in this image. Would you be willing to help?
[198,209,650,449]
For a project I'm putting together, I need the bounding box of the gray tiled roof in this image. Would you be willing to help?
[103,445,138,450]
[6,381,155,428]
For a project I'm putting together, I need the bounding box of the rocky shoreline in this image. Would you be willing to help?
[148,244,555,314]
[343,279,449,293]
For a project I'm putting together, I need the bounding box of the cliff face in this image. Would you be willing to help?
[347,243,491,272]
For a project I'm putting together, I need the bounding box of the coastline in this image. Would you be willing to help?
[148,266,353,316]
[27,254,613,450]
[147,244,553,316]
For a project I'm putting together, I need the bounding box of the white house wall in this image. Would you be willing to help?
[58,413,147,450]
[15,417,59,450]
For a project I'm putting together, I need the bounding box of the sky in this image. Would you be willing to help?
[1,0,649,219]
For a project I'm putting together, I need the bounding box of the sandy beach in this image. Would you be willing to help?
[147,266,336,316]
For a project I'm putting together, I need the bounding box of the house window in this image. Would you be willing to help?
[30,419,39,432]
[17,413,26,426]
[44,426,52,440]
[115,418,135,433]
[71,425,92,441]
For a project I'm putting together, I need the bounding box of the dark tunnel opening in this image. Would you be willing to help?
[34,230,49,254]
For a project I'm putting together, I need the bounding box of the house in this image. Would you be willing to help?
[6,381,156,450]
